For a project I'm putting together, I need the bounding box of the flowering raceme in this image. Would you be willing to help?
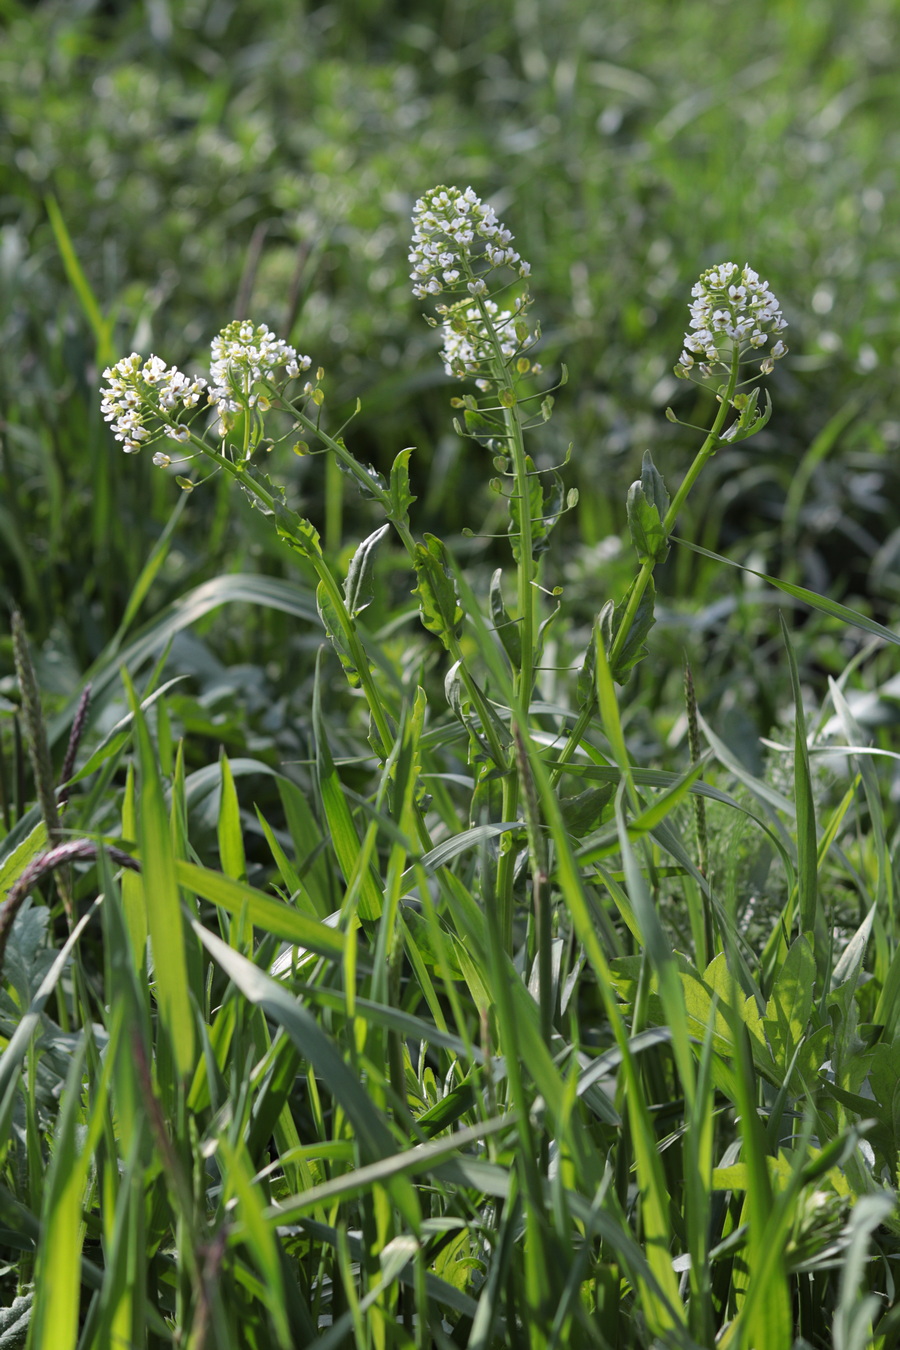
[208,321,312,422]
[100,354,208,453]
[440,297,540,388]
[411,185,541,394]
[100,322,317,465]
[409,185,532,300]
[675,262,787,379]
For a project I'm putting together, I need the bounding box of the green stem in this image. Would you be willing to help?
[471,297,539,955]
[548,702,595,789]
[546,357,740,788]
[187,438,396,758]
[288,406,509,768]
[607,356,739,673]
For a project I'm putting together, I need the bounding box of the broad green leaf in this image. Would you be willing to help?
[764,935,816,1076]
[0,817,47,900]
[600,576,656,685]
[413,534,464,649]
[389,446,417,520]
[626,451,670,565]
[316,580,362,687]
[277,777,333,915]
[217,752,247,884]
[120,763,147,968]
[344,523,390,617]
[172,859,344,957]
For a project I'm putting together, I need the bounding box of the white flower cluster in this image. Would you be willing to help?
[441,298,540,389]
[208,320,312,418]
[676,262,788,378]
[100,353,207,454]
[409,185,531,299]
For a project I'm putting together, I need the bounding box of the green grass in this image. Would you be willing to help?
[2,0,900,1346]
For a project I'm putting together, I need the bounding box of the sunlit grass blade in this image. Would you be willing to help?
[44,193,117,365]
[174,858,345,958]
[123,667,195,1080]
[192,920,396,1161]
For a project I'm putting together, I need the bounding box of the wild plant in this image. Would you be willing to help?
[1,186,897,1349]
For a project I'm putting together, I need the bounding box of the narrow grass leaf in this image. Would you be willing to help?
[218,1135,292,1349]
[123,668,195,1078]
[312,648,383,920]
[45,193,116,363]
[192,921,396,1160]
[781,613,826,973]
[675,534,900,650]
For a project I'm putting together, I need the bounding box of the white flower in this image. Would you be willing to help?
[207,321,312,419]
[100,353,208,453]
[677,262,788,377]
[409,185,532,300]
[440,299,539,387]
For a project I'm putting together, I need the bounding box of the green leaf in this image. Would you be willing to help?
[120,763,147,968]
[66,675,187,784]
[763,936,816,1073]
[0,818,47,900]
[674,535,900,651]
[781,613,826,970]
[577,632,596,709]
[173,860,344,957]
[338,452,387,500]
[719,386,772,445]
[312,650,383,921]
[45,193,116,365]
[193,922,396,1161]
[316,581,362,688]
[123,669,195,1079]
[489,568,521,668]
[217,752,247,884]
[560,785,614,837]
[344,523,390,618]
[49,574,319,749]
[600,575,656,684]
[626,461,669,561]
[413,534,464,649]
[217,1136,292,1349]
[389,447,417,520]
[280,513,323,558]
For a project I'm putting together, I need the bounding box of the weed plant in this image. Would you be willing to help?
[2,175,900,1350]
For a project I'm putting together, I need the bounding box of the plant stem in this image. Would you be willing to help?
[607,357,739,674]
[289,407,509,768]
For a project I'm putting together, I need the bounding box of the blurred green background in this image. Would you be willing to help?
[2,0,900,727]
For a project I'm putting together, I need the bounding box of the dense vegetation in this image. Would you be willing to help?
[2,1,900,1346]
